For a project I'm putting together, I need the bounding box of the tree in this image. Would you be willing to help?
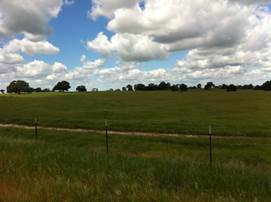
[122,87,127,91]
[126,84,133,91]
[204,82,215,90]
[7,80,30,94]
[254,85,262,90]
[76,85,87,92]
[42,88,50,92]
[0,89,5,94]
[262,80,271,91]
[158,81,171,90]
[179,84,188,91]
[145,83,158,90]
[53,81,71,92]
[227,84,237,92]
[170,84,179,91]
[34,87,42,93]
[134,84,146,91]
[197,84,202,89]
[223,84,228,89]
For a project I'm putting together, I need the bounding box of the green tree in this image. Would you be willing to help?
[53,81,71,92]
[262,80,271,91]
[179,84,188,91]
[227,84,237,92]
[204,82,215,90]
[76,85,87,92]
[7,80,30,94]
[126,84,133,91]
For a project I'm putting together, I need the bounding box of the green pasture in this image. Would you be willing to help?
[1,90,271,136]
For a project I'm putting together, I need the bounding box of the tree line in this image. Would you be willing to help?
[2,80,271,94]
[124,81,271,92]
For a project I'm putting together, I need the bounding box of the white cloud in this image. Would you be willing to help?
[0,50,23,64]
[87,32,113,55]
[64,0,75,6]
[4,38,60,55]
[64,59,104,80]
[87,32,168,61]
[90,0,139,18]
[16,60,51,78]
[86,0,271,86]
[0,0,64,37]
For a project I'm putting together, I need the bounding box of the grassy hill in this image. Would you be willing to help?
[1,90,271,136]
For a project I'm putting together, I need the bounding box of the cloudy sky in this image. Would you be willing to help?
[0,0,271,90]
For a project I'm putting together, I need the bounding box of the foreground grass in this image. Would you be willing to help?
[0,128,270,201]
[1,90,271,136]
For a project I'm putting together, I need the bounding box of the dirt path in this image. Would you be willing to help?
[0,123,268,140]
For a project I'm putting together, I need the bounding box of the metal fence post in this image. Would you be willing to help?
[34,118,38,138]
[209,125,212,167]
[105,120,109,153]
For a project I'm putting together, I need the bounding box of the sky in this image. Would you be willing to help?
[0,0,271,90]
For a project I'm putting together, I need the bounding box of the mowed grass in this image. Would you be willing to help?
[1,90,271,136]
[0,127,270,201]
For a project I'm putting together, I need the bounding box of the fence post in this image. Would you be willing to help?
[34,118,38,138]
[105,120,109,153]
[209,125,212,167]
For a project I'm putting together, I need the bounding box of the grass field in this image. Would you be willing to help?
[0,127,270,201]
[1,90,271,136]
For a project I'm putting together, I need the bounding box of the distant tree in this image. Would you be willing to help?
[241,84,254,90]
[179,84,188,91]
[254,85,262,90]
[53,81,71,92]
[122,87,127,91]
[115,89,121,92]
[0,89,5,94]
[147,83,158,90]
[158,81,171,90]
[197,84,202,89]
[170,84,179,91]
[221,84,228,89]
[204,82,215,90]
[262,80,271,91]
[227,84,237,92]
[43,88,50,92]
[134,84,146,91]
[126,84,133,91]
[7,80,30,94]
[76,85,87,92]
[189,86,197,89]
[34,87,42,93]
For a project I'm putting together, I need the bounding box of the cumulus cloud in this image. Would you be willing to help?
[90,0,138,18]
[229,0,271,5]
[87,32,168,61]
[86,0,271,86]
[4,38,60,55]
[0,0,64,37]
[88,0,261,62]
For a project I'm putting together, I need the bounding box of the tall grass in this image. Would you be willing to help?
[0,128,270,201]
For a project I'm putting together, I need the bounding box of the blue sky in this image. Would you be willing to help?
[1,0,271,90]
[29,0,187,71]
